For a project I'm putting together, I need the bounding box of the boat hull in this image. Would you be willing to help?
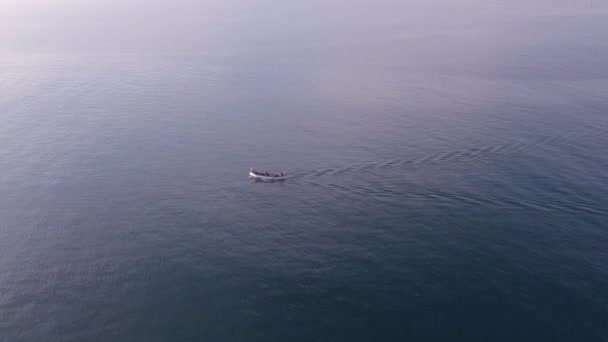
[249,171,286,181]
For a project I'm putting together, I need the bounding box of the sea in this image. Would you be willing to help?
[1,0,607,341]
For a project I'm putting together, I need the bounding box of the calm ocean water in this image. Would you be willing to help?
[1,1,607,341]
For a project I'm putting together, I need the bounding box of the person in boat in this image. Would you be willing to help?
[265,172,269,176]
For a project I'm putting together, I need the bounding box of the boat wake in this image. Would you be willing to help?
[291,179,604,216]
[289,126,607,180]
[281,127,607,217]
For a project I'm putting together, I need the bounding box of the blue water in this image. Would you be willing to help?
[1,1,607,341]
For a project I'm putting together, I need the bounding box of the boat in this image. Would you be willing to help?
[249,167,286,181]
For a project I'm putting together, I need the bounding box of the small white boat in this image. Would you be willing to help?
[249,168,286,181]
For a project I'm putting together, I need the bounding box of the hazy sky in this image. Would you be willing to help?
[0,0,605,53]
